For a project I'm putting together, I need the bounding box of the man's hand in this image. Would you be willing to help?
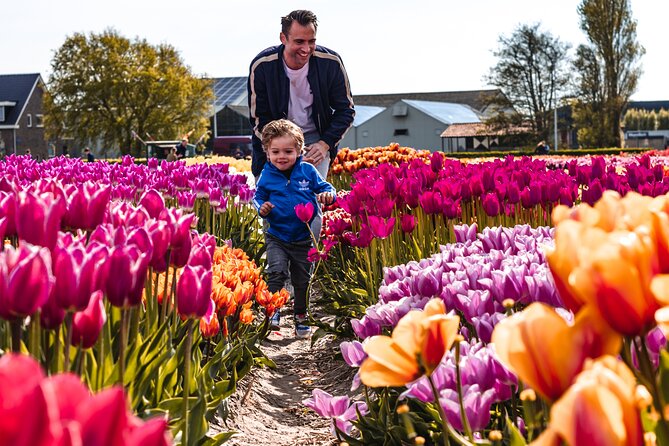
[259,201,275,217]
[304,140,330,166]
[317,192,335,205]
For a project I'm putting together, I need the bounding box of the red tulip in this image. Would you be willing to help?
[71,291,106,349]
[295,202,315,223]
[0,243,54,320]
[177,264,214,319]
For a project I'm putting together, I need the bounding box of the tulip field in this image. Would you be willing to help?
[4,144,669,445]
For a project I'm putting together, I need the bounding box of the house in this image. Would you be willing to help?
[350,99,481,151]
[440,122,533,152]
[339,105,385,149]
[0,73,48,158]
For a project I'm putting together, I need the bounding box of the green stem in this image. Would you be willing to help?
[64,312,74,371]
[455,341,475,442]
[183,319,195,446]
[427,374,473,446]
[118,308,130,386]
[10,318,22,353]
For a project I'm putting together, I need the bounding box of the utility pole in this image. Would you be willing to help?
[554,104,559,151]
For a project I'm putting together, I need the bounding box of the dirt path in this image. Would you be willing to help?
[214,316,354,446]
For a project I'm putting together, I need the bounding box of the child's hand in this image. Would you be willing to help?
[259,201,275,217]
[318,192,335,205]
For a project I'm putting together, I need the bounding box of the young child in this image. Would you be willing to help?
[253,119,335,338]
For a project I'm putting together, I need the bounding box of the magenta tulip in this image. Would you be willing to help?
[145,220,171,272]
[71,291,106,349]
[105,246,149,308]
[16,191,66,250]
[367,215,395,239]
[295,202,315,223]
[400,214,416,233]
[0,191,17,236]
[176,264,214,320]
[139,189,166,219]
[0,244,54,320]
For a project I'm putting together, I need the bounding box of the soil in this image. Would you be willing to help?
[211,311,356,446]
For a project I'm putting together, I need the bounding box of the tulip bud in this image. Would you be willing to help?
[71,291,106,349]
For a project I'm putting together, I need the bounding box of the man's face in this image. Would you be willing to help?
[267,135,299,171]
[280,21,316,70]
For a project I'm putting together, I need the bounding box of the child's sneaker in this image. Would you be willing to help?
[269,310,281,330]
[294,314,311,339]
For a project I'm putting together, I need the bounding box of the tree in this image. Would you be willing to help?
[485,23,571,141]
[572,0,644,147]
[44,29,213,156]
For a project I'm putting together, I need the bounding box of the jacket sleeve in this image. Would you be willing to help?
[321,56,355,157]
[252,173,269,215]
[311,167,336,196]
[248,58,272,148]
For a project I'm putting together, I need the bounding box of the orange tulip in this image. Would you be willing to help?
[547,216,661,335]
[531,356,644,446]
[359,298,460,387]
[492,303,621,402]
[199,314,220,339]
[239,302,254,324]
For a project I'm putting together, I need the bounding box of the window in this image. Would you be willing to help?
[392,103,408,117]
[0,106,4,122]
[393,129,409,136]
[27,114,32,127]
[35,114,44,128]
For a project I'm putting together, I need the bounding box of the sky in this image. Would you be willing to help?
[3,0,666,101]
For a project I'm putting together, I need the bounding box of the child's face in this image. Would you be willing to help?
[267,135,299,171]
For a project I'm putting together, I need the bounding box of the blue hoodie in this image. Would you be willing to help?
[253,157,335,242]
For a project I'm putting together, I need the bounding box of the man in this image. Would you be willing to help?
[175,138,189,159]
[83,147,95,162]
[247,9,355,180]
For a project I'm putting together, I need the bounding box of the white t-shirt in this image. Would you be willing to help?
[283,60,317,135]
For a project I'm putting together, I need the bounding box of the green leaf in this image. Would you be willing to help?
[196,431,236,446]
[659,350,669,404]
[506,416,528,446]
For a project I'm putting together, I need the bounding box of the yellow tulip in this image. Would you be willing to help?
[492,303,621,402]
[360,298,460,387]
[532,356,644,446]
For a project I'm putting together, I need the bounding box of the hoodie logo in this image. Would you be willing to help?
[298,179,310,191]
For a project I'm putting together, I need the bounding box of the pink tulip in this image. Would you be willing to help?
[139,189,166,219]
[16,191,66,250]
[63,182,111,230]
[295,202,315,223]
[105,246,149,308]
[176,264,214,320]
[0,191,17,236]
[145,220,171,272]
[0,244,54,320]
[71,291,106,349]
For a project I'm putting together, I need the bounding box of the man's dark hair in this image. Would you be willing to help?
[281,10,318,35]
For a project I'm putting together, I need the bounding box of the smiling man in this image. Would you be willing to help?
[247,10,355,180]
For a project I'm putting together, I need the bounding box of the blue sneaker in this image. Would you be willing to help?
[294,314,311,339]
[269,311,281,330]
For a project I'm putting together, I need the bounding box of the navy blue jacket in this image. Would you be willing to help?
[253,157,336,242]
[247,44,355,177]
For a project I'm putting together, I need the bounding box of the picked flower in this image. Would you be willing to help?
[294,202,315,223]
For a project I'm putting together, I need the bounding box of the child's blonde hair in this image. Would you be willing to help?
[261,119,304,153]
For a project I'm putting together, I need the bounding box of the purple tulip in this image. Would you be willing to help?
[340,340,367,367]
[303,389,368,436]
